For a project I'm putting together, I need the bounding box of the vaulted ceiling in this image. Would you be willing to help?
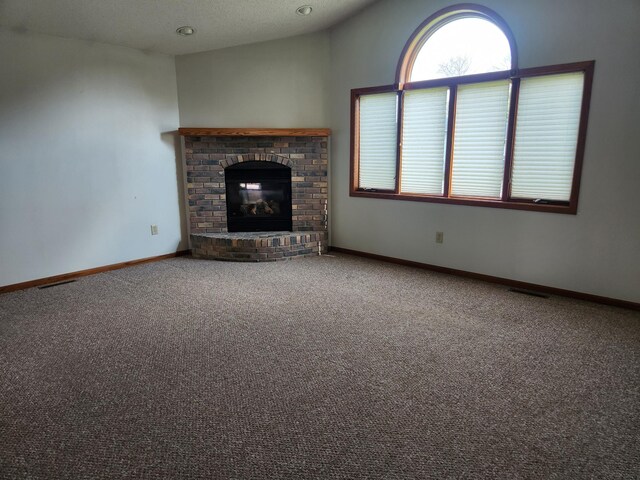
[0,0,378,55]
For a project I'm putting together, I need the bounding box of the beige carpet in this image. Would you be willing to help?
[1,253,639,479]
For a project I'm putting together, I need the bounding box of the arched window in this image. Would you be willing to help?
[397,6,517,85]
[351,4,594,213]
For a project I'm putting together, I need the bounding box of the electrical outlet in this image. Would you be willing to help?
[436,231,444,244]
[151,224,159,235]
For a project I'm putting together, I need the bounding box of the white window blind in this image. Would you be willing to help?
[400,88,449,195]
[450,80,510,198]
[358,92,398,190]
[510,72,584,201]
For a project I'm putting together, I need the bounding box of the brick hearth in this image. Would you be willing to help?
[191,231,326,262]
[182,134,329,261]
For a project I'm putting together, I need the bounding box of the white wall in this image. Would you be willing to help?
[176,32,330,128]
[0,28,185,287]
[329,0,640,302]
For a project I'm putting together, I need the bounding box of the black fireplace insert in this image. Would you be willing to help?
[225,161,292,232]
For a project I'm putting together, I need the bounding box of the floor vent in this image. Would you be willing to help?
[508,287,549,299]
[38,280,77,290]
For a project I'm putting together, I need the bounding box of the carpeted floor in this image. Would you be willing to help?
[0,253,639,479]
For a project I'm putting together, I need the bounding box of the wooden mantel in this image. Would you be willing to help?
[178,127,331,137]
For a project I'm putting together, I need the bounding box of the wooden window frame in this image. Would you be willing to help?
[350,3,595,214]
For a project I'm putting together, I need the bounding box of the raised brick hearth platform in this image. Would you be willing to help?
[191,231,325,262]
[181,132,329,261]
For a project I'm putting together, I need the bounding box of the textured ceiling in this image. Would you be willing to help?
[0,0,377,55]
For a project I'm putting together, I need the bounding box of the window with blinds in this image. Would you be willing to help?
[358,92,398,190]
[401,88,449,195]
[351,61,592,213]
[510,72,585,201]
[450,80,510,198]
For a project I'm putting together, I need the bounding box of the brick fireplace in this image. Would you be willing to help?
[180,129,329,261]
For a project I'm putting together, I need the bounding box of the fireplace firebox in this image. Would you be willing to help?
[225,161,292,232]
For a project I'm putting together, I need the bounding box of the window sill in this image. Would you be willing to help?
[350,189,576,214]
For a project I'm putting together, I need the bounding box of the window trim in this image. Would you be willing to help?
[350,61,595,214]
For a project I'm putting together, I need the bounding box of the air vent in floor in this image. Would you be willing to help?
[508,288,549,299]
[38,280,77,290]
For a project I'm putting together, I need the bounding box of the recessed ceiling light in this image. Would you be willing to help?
[176,26,196,36]
[296,5,313,16]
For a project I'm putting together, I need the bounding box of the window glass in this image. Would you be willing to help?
[410,17,511,82]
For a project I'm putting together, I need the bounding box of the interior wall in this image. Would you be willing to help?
[175,32,330,128]
[0,28,185,287]
[328,0,640,302]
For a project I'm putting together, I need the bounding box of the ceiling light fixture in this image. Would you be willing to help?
[176,26,196,36]
[296,6,313,16]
